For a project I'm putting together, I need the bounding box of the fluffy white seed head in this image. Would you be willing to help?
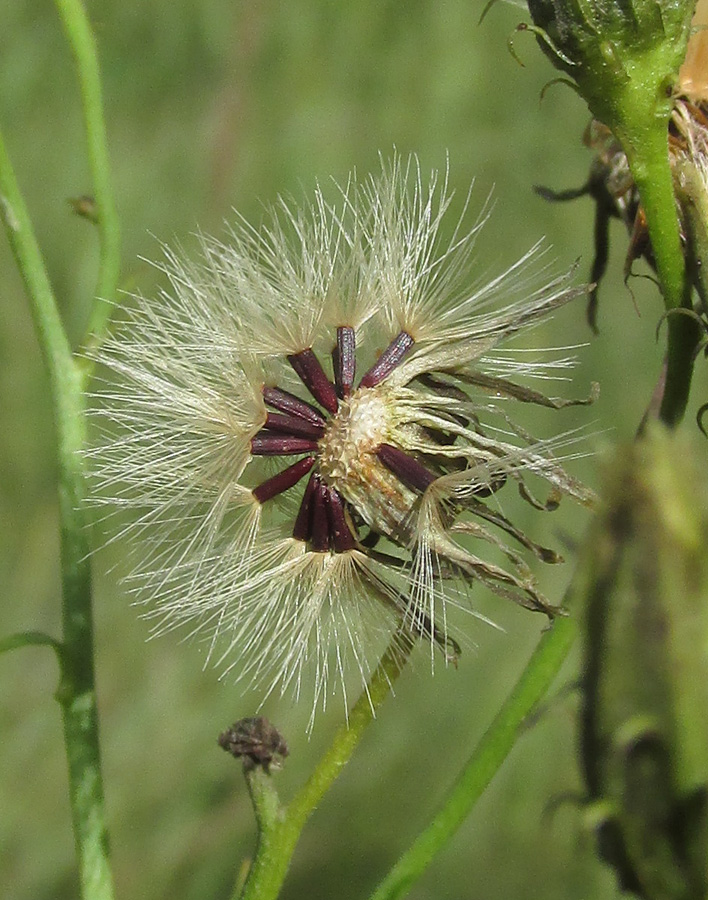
[89,155,593,722]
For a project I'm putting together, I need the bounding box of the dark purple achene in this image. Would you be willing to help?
[325,488,357,552]
[359,331,414,388]
[377,443,436,493]
[293,474,317,542]
[310,477,331,552]
[252,456,315,504]
[263,385,325,425]
[333,326,356,398]
[288,349,339,414]
[263,386,326,426]
[289,471,357,552]
[251,435,319,456]
[263,411,324,440]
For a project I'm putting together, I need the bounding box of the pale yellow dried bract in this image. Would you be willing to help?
[680,0,708,100]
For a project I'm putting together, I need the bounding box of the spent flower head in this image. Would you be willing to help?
[91,157,594,718]
[540,1,708,330]
[525,0,694,141]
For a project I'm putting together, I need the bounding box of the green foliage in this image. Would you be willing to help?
[2,3,708,900]
[579,427,708,900]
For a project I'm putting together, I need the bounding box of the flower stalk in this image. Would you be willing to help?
[235,632,415,900]
[0,1,119,897]
[525,0,700,425]
[369,615,577,900]
[0,126,114,900]
[620,112,699,425]
[53,0,121,363]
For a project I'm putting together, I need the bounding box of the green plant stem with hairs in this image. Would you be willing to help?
[582,44,700,427]
[0,124,114,900]
[521,0,700,427]
[369,616,577,900]
[235,632,416,900]
[618,121,700,427]
[53,0,121,363]
[0,0,120,898]
[230,613,579,900]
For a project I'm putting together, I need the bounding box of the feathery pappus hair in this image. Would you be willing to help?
[90,156,594,722]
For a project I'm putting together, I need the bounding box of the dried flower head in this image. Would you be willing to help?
[218,717,289,773]
[91,157,593,717]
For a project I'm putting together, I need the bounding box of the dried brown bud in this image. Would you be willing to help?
[218,717,289,773]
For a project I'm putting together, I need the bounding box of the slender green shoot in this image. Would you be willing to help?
[235,631,416,900]
[0,1,120,894]
[619,130,700,427]
[0,631,63,656]
[0,127,114,900]
[369,616,577,900]
[53,0,121,366]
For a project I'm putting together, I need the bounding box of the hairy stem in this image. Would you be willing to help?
[0,126,114,900]
[620,116,699,426]
[53,0,121,364]
[235,631,415,900]
[369,616,577,900]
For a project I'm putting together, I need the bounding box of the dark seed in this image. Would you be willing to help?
[359,331,414,387]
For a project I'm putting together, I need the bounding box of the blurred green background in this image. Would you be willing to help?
[2,2,706,899]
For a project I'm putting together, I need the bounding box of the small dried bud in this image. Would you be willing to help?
[578,427,708,899]
[218,717,289,773]
[526,0,694,142]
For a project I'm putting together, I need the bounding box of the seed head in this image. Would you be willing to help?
[90,157,594,720]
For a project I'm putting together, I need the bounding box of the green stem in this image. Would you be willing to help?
[675,159,708,316]
[369,616,577,900]
[0,631,63,655]
[241,764,286,893]
[0,130,114,900]
[619,119,699,427]
[53,0,121,365]
[236,631,416,900]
